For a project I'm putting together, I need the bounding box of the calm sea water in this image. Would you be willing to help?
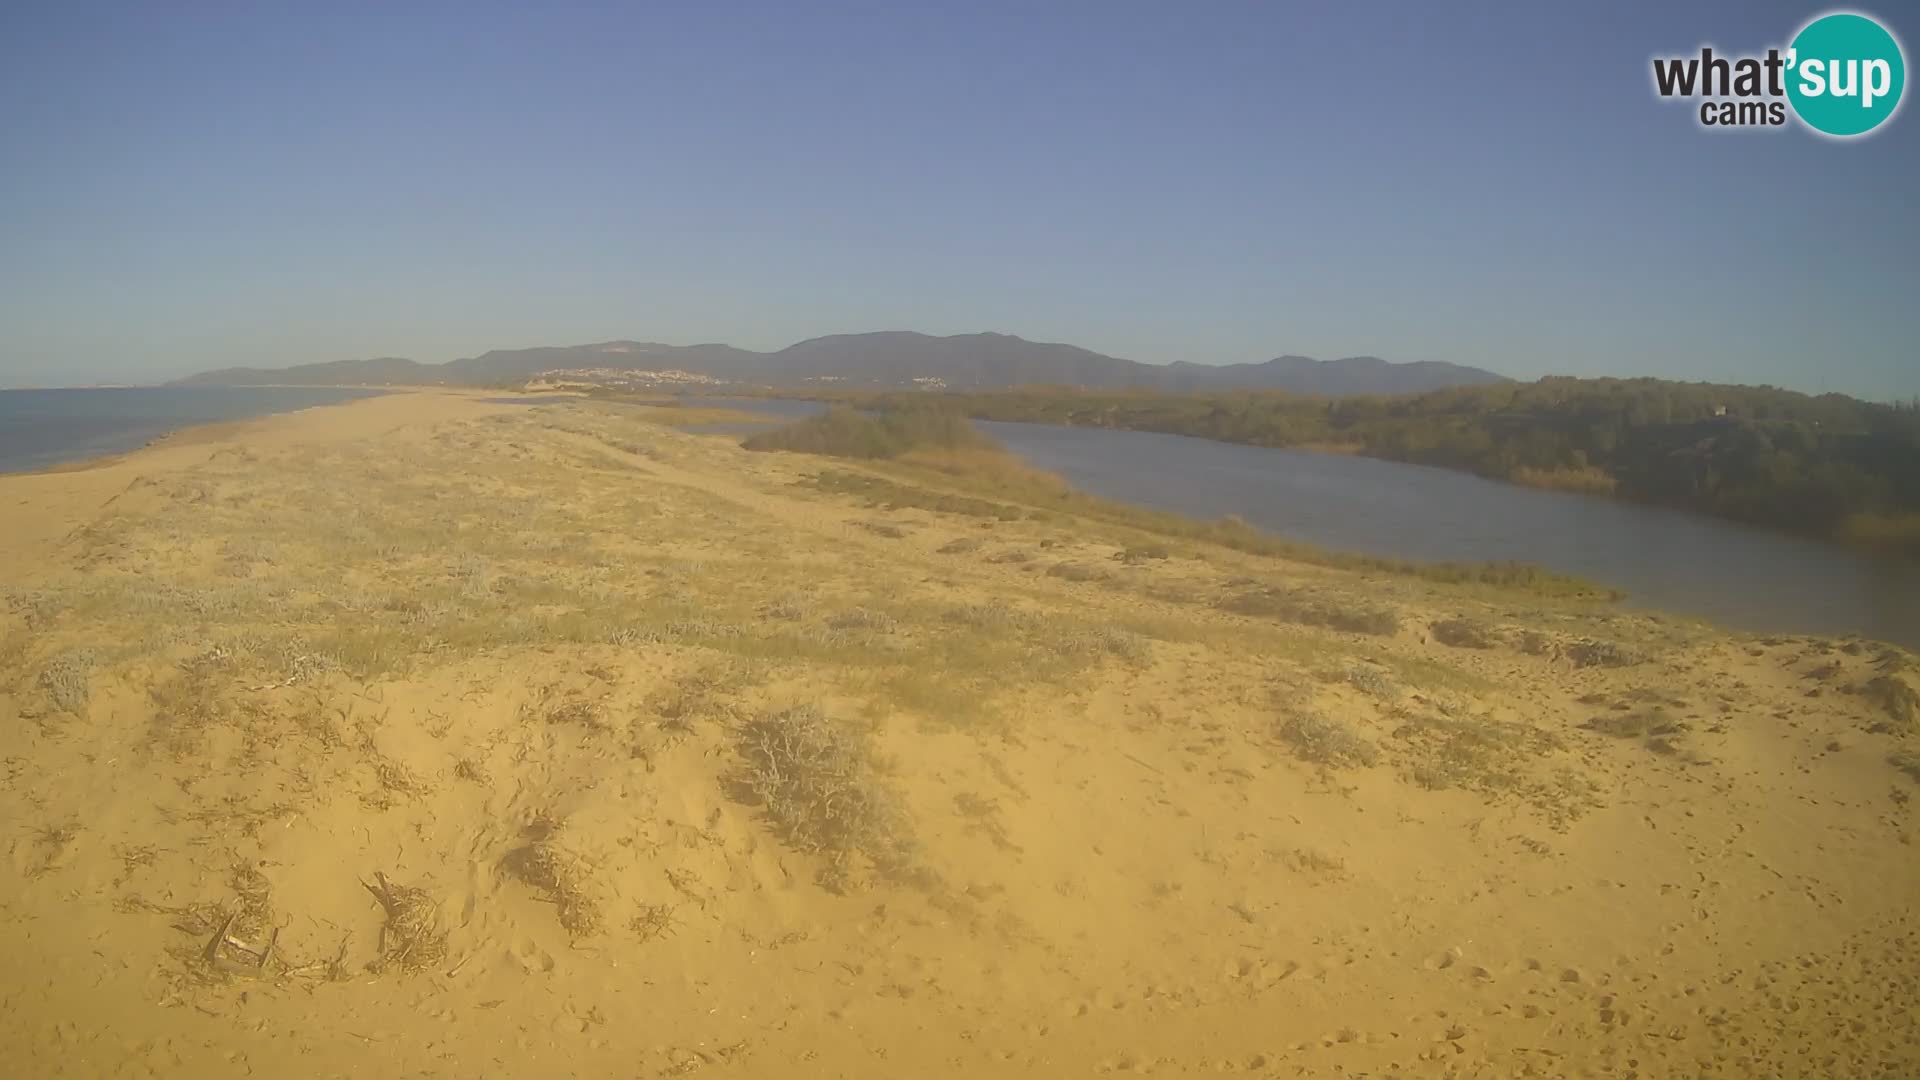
[0,386,386,473]
[668,397,1920,645]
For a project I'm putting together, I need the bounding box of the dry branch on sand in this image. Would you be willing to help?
[502,817,603,936]
[362,871,448,972]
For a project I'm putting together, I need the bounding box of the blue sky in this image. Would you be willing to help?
[1,1,1914,397]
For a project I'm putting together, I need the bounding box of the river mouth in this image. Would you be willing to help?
[675,397,1920,647]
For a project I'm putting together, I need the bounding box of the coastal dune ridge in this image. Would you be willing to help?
[0,389,1915,1077]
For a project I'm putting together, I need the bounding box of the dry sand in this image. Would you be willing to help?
[1,390,1915,1078]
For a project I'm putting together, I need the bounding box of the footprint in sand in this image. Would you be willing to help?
[511,938,555,974]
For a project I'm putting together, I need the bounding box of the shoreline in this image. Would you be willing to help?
[699,399,1920,647]
[0,389,509,584]
[766,389,1920,563]
[0,385,470,477]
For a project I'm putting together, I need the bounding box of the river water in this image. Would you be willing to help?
[677,397,1919,645]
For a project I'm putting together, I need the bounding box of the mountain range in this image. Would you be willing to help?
[172,332,1510,395]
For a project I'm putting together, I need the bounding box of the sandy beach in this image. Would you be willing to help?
[2,389,1915,1078]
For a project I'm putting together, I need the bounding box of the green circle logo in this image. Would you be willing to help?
[1787,12,1906,137]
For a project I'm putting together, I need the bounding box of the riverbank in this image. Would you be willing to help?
[2,392,1916,1078]
[682,395,1920,645]
[821,385,1920,560]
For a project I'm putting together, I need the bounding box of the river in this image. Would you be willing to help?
[678,397,1920,645]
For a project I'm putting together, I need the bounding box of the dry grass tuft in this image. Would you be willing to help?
[855,520,911,539]
[629,902,680,943]
[1516,630,1556,656]
[1051,625,1152,666]
[1284,848,1348,876]
[1277,710,1379,768]
[1891,750,1920,783]
[503,816,603,936]
[1391,710,1574,812]
[1221,586,1400,637]
[1566,639,1643,669]
[1583,707,1687,741]
[146,668,230,756]
[1431,618,1500,649]
[1337,664,1399,698]
[38,649,96,713]
[369,757,435,803]
[732,704,915,888]
[807,469,1027,521]
[27,821,81,878]
[1866,674,1919,734]
[1117,543,1172,563]
[363,872,448,973]
[940,602,1034,631]
[762,594,812,620]
[827,607,900,634]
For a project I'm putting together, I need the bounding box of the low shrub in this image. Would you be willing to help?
[1221,587,1400,637]
[1566,639,1642,669]
[744,406,994,460]
[1277,711,1379,768]
[733,705,915,884]
[1432,618,1500,649]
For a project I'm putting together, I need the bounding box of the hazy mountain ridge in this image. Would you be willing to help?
[172,332,1511,395]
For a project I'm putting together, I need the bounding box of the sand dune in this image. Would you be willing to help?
[1,390,1915,1078]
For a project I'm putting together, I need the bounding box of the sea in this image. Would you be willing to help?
[0,386,385,473]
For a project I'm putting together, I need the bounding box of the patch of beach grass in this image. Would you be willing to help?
[1431,617,1501,649]
[1276,710,1380,768]
[731,704,917,889]
[1219,585,1401,637]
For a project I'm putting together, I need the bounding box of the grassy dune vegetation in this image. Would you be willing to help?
[2,392,1917,1078]
[740,404,996,458]
[808,378,1920,553]
[743,406,1621,599]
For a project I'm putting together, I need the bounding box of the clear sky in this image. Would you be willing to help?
[1,1,1914,396]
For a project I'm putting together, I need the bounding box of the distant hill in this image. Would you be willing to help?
[177,356,431,386]
[172,332,1511,395]
[1163,354,1512,395]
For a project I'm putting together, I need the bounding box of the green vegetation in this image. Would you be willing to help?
[824,379,1920,552]
[806,469,1028,521]
[742,405,994,458]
